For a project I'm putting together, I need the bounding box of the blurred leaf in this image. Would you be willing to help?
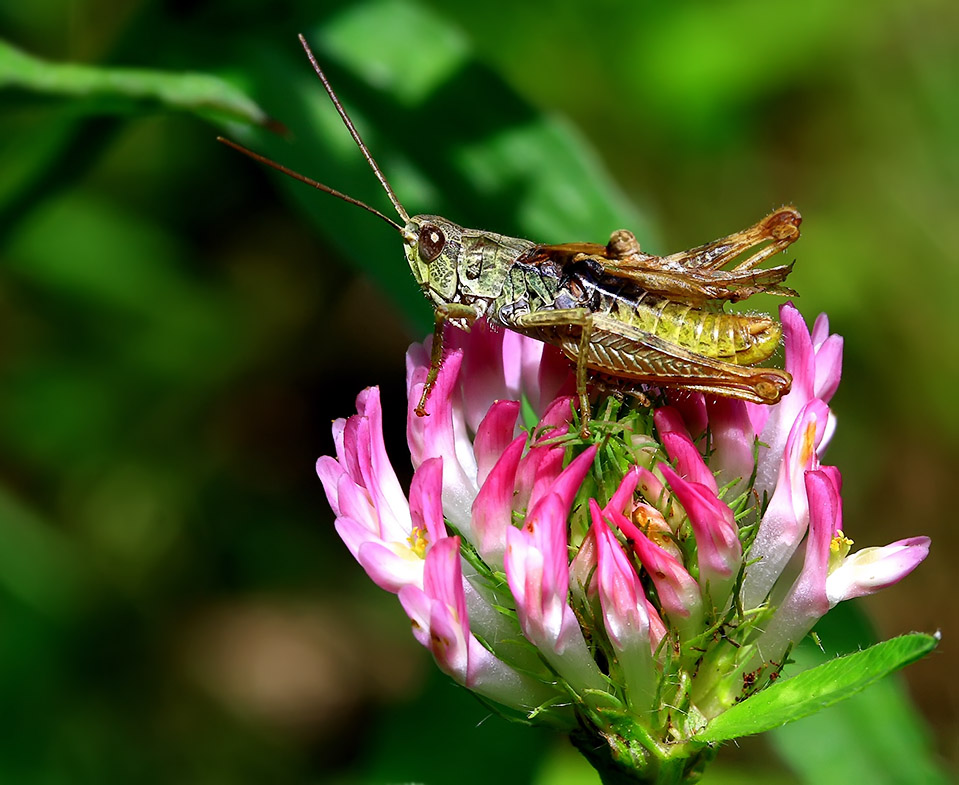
[359,667,554,785]
[0,37,269,126]
[0,484,90,616]
[317,0,468,105]
[696,633,938,743]
[533,741,601,785]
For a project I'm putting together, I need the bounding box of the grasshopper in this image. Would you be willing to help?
[220,35,800,429]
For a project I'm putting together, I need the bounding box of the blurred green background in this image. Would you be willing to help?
[0,0,955,783]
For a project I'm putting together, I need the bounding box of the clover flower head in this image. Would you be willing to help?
[318,305,930,781]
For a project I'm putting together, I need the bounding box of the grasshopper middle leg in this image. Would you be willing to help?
[512,308,595,434]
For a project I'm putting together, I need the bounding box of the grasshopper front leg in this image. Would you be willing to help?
[416,303,479,417]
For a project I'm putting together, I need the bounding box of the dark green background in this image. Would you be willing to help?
[0,1,954,782]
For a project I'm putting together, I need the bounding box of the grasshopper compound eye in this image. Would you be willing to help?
[418,224,446,262]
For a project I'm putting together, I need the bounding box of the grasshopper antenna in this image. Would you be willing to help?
[216,136,404,233]
[297,33,411,225]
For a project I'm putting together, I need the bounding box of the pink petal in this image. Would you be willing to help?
[751,469,840,660]
[399,537,560,710]
[753,304,844,500]
[397,538,468,680]
[613,509,702,633]
[473,400,521,488]
[354,536,425,593]
[315,456,345,516]
[504,328,575,416]
[409,457,447,547]
[331,417,347,468]
[356,387,407,517]
[406,347,464,466]
[423,536,469,637]
[810,312,831,345]
[591,502,650,652]
[752,304,816,496]
[603,467,641,517]
[667,391,708,438]
[459,320,511,433]
[333,472,380,534]
[659,463,741,604]
[535,395,576,436]
[407,347,480,532]
[331,515,370,562]
[397,584,433,649]
[534,344,577,414]
[656,406,717,493]
[826,536,931,604]
[505,495,605,690]
[646,600,668,653]
[745,400,771,437]
[471,435,526,564]
[505,493,571,650]
[796,468,840,613]
[781,303,816,402]
[814,334,843,403]
[340,414,366,485]
[742,399,830,607]
[521,444,566,514]
[706,398,755,490]
[545,445,598,513]
[501,327,538,399]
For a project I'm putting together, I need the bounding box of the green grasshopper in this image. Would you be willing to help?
[220,35,800,427]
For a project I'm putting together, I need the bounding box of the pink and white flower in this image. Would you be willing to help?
[317,302,929,752]
[317,389,449,593]
[754,469,930,663]
[398,536,558,710]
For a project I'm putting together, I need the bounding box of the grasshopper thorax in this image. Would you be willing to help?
[403,215,465,306]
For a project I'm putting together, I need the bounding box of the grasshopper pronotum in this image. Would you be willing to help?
[220,36,800,428]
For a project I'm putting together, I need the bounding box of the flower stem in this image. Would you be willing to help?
[570,726,716,785]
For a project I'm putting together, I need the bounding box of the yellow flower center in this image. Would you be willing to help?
[407,526,430,559]
[800,420,818,465]
[828,530,854,571]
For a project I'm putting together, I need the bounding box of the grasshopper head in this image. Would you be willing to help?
[403,215,464,305]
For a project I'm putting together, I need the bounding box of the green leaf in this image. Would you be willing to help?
[766,609,951,785]
[0,38,268,125]
[695,633,939,743]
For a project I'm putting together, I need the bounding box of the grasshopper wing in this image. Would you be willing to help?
[527,207,801,305]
